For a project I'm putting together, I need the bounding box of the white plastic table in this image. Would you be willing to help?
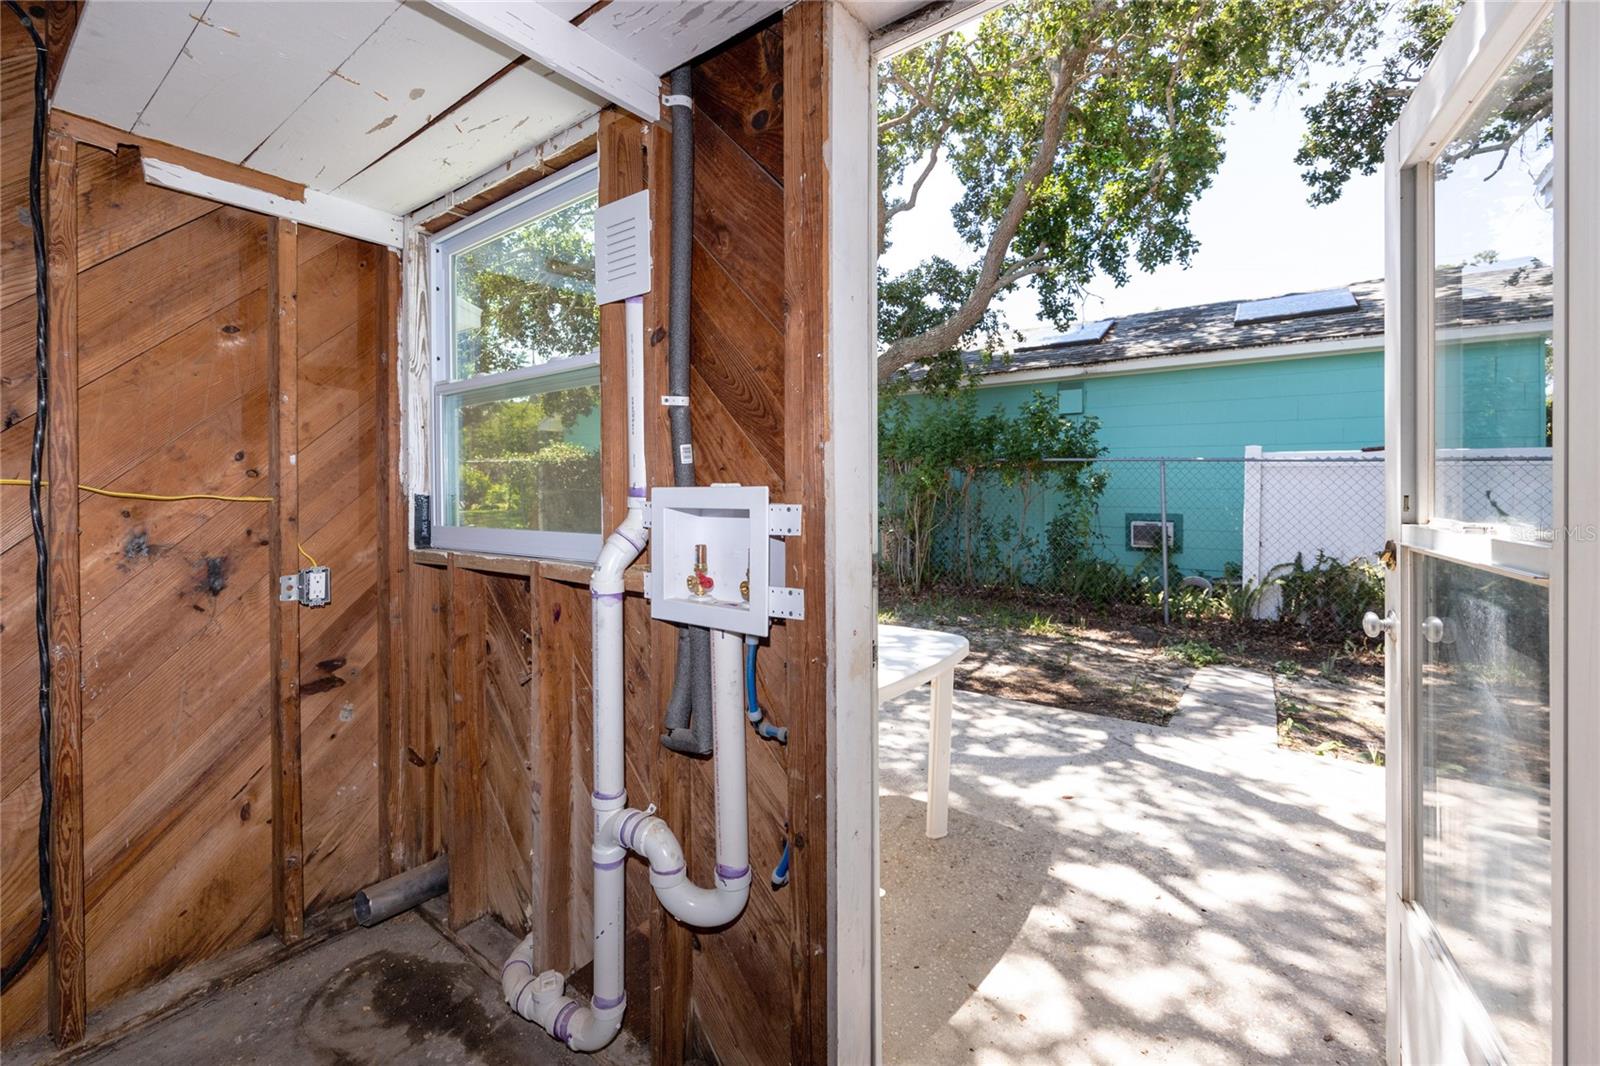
[877,624,970,839]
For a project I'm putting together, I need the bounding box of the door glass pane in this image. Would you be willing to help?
[441,376,602,533]
[1416,554,1551,1063]
[1431,15,1554,537]
[451,193,599,379]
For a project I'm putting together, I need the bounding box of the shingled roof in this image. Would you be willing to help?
[971,261,1553,378]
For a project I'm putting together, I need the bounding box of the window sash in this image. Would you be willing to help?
[426,158,602,562]
[430,161,600,387]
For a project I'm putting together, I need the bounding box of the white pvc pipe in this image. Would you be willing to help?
[610,628,750,927]
[504,297,646,1053]
[504,296,750,1054]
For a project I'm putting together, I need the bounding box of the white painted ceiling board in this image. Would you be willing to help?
[244,3,519,190]
[575,1,787,74]
[132,0,401,164]
[537,0,598,19]
[335,62,600,214]
[51,1,209,131]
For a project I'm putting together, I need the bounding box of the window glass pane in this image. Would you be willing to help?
[441,376,602,534]
[1416,555,1550,1064]
[1431,16,1553,536]
[452,193,598,379]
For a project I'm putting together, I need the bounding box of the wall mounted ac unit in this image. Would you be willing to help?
[1128,519,1175,551]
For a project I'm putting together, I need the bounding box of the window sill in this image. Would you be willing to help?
[409,548,646,592]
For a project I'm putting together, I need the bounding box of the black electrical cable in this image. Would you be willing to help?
[2,0,53,994]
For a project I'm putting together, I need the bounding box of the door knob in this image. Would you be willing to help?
[1422,615,1451,644]
[1363,610,1398,638]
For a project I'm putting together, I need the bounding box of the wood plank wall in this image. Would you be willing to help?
[0,10,394,1041]
[402,12,835,1065]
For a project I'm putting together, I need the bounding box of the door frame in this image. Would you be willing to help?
[1382,2,1600,1061]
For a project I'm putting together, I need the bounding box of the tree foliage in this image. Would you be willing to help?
[879,389,1107,588]
[1295,0,1553,205]
[876,0,1382,384]
[454,195,598,377]
[449,194,602,531]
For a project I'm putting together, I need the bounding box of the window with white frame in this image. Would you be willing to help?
[430,161,602,561]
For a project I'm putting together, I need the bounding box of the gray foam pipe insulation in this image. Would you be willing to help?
[660,65,714,757]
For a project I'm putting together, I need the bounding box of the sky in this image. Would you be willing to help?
[877,12,1555,350]
[878,81,1387,345]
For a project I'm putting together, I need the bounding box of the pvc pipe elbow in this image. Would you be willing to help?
[614,813,750,927]
[502,936,623,1053]
[553,999,625,1053]
[501,933,540,1015]
[593,514,648,591]
[654,876,750,928]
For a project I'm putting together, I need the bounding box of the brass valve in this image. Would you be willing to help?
[687,544,713,596]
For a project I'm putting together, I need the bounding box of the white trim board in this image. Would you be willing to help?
[869,0,1009,58]
[408,113,601,227]
[824,9,879,1066]
[1394,0,1553,166]
[140,157,404,249]
[972,318,1553,389]
[428,0,660,121]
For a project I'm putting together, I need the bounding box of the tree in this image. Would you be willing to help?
[876,0,1382,385]
[1295,0,1553,205]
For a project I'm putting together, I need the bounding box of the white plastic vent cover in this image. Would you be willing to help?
[594,189,652,304]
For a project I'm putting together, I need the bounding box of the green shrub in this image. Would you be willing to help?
[1165,639,1226,667]
[1273,551,1384,637]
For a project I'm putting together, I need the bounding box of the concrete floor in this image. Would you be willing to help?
[880,666,1387,1066]
[65,912,594,1066]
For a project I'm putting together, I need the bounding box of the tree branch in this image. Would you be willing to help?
[879,130,949,256]
[878,28,1103,383]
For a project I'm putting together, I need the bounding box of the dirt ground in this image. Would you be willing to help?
[880,590,1386,762]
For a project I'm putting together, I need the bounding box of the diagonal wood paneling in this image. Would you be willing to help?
[687,241,785,477]
[1,86,390,1041]
[297,230,383,915]
[482,571,534,933]
[692,25,784,185]
[690,107,784,331]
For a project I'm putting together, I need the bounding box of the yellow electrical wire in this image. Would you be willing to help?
[0,478,273,504]
[3,478,321,569]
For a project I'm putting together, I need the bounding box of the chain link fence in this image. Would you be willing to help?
[880,447,1553,634]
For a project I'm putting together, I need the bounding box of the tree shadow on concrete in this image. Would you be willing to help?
[880,685,1386,1066]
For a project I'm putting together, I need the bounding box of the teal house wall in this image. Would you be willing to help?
[950,334,1548,580]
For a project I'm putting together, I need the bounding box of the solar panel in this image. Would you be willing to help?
[1234,288,1357,324]
[1035,318,1114,346]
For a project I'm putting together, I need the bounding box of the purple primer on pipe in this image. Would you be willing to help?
[591,590,625,602]
[592,788,624,802]
[617,811,644,851]
[716,864,750,881]
[593,856,625,871]
[617,527,645,552]
[501,957,532,978]
[651,864,684,878]
[552,1001,580,1043]
[627,487,646,498]
[593,992,626,1010]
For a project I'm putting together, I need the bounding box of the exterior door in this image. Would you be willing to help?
[1379,2,1598,1063]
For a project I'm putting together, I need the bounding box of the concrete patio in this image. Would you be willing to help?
[879,666,1386,1066]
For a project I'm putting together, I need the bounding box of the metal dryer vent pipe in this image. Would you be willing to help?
[661,64,714,757]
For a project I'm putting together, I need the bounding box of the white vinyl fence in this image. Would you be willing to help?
[1240,444,1552,619]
